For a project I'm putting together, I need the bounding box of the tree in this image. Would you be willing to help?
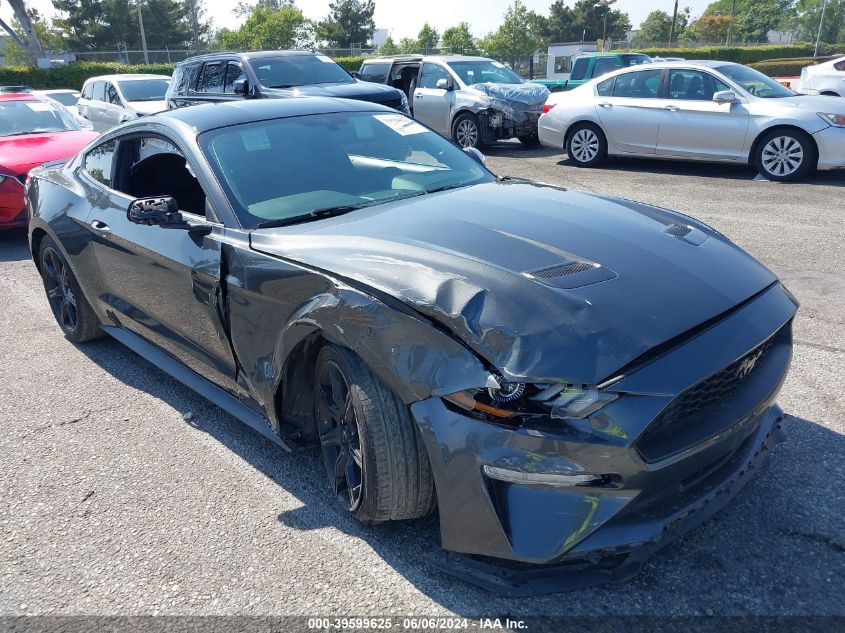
[315,0,375,48]
[688,13,734,41]
[221,4,313,50]
[397,36,417,53]
[796,0,844,43]
[378,36,399,55]
[479,0,539,67]
[633,10,673,43]
[0,0,45,63]
[441,22,478,55]
[701,0,795,42]
[416,22,439,52]
[537,0,631,44]
[2,8,63,65]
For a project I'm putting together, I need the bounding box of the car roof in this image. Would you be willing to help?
[177,50,319,65]
[82,74,171,84]
[149,96,395,133]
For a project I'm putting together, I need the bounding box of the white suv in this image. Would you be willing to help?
[78,74,170,131]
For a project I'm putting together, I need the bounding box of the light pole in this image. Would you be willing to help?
[814,0,829,58]
[136,0,149,65]
[594,0,617,51]
[668,0,679,47]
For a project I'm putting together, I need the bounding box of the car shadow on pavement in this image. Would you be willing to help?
[0,228,31,262]
[74,336,845,616]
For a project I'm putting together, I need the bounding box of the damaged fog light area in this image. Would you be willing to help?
[482,465,618,488]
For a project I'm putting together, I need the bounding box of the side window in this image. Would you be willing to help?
[198,62,225,93]
[93,81,106,102]
[84,140,118,187]
[593,57,622,78]
[668,69,730,101]
[596,76,615,97]
[553,56,571,74]
[82,83,94,99]
[613,69,661,99]
[570,58,589,81]
[418,63,450,89]
[360,62,391,83]
[833,60,845,71]
[106,83,121,105]
[224,62,246,94]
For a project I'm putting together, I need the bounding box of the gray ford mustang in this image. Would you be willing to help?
[27,98,797,593]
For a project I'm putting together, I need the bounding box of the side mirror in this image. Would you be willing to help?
[128,197,213,235]
[713,90,738,104]
[233,78,250,96]
[350,71,362,80]
[436,77,453,91]
[463,146,486,167]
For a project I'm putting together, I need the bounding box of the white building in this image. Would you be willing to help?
[372,28,390,48]
[546,42,600,79]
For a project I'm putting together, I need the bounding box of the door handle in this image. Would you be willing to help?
[415,94,423,100]
[91,219,111,234]
[664,105,680,111]
[597,102,612,108]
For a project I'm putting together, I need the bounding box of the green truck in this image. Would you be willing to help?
[532,52,652,92]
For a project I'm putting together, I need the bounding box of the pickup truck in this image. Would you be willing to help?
[531,53,652,93]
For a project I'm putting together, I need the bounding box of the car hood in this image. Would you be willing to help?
[127,100,168,115]
[250,182,778,384]
[471,82,550,107]
[769,94,845,112]
[264,81,403,104]
[0,129,99,174]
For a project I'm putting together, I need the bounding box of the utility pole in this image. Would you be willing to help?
[136,0,149,65]
[668,0,680,48]
[594,0,617,52]
[814,0,829,57]
[727,0,737,45]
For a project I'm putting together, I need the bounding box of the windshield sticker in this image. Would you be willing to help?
[374,114,427,136]
[316,55,335,63]
[26,102,55,112]
[241,128,271,152]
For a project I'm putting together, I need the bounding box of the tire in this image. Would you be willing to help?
[452,112,484,149]
[39,236,102,343]
[518,134,541,147]
[313,344,436,523]
[754,128,817,182]
[566,123,608,167]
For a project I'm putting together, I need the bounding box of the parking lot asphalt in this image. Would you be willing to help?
[0,144,843,619]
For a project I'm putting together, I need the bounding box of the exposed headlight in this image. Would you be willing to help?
[550,387,618,420]
[818,112,845,127]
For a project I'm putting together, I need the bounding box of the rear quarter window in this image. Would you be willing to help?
[570,58,589,81]
[360,62,391,83]
[596,76,615,96]
[84,140,117,187]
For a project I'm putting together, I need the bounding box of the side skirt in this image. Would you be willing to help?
[101,325,292,451]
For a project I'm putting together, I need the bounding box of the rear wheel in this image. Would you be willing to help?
[452,112,483,150]
[39,236,102,343]
[314,345,436,523]
[754,129,816,182]
[566,123,607,167]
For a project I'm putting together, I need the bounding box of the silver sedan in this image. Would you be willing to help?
[538,60,845,181]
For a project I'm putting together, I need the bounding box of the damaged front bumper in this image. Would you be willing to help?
[479,109,542,142]
[410,282,797,591]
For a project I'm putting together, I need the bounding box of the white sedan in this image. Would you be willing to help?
[796,56,845,97]
[538,60,845,181]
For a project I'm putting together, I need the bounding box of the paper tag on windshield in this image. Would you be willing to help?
[374,114,427,136]
[316,55,334,63]
[26,102,54,112]
[241,128,271,151]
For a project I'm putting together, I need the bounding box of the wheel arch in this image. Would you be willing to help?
[748,124,819,166]
[30,226,49,272]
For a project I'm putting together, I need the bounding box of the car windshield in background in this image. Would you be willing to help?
[716,64,795,98]
[621,54,652,66]
[200,111,493,228]
[447,60,524,85]
[117,79,170,102]
[48,92,79,106]
[0,100,80,137]
[251,55,354,88]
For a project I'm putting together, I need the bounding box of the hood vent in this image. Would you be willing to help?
[665,224,692,238]
[528,261,596,279]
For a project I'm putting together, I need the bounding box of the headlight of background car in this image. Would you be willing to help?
[818,112,845,127]
[443,377,618,422]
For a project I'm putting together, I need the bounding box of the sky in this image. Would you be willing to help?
[1,0,715,44]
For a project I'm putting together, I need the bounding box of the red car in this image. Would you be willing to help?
[0,93,98,229]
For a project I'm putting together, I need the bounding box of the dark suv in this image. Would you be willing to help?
[166,51,409,114]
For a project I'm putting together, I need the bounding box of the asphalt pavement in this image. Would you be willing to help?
[0,144,842,620]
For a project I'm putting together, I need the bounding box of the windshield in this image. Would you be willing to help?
[200,111,493,228]
[621,54,652,66]
[447,60,524,85]
[47,92,80,106]
[249,55,354,88]
[0,99,80,137]
[715,64,795,98]
[117,79,169,102]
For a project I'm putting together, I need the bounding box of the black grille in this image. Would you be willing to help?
[637,337,775,463]
[529,261,595,279]
[666,224,692,238]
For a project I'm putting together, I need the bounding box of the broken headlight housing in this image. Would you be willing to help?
[443,377,618,422]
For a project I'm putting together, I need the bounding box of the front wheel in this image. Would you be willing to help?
[754,129,816,182]
[566,123,607,167]
[452,112,484,149]
[314,345,436,524]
